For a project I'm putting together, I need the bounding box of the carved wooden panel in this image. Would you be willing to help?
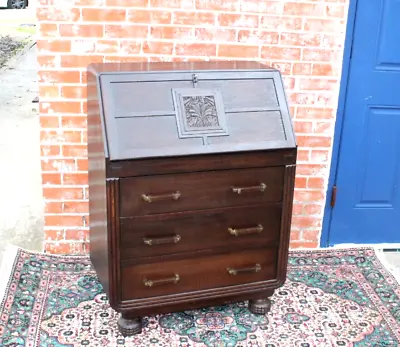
[172,88,229,139]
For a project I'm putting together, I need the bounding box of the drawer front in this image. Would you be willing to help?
[119,166,284,217]
[121,248,277,300]
[120,204,282,260]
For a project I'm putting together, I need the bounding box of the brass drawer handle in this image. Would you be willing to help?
[231,183,266,194]
[227,264,262,276]
[228,224,263,236]
[141,191,181,203]
[143,234,181,246]
[143,274,180,287]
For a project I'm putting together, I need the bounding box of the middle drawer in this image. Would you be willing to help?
[120,203,282,260]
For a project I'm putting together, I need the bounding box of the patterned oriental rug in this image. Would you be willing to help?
[0,246,399,347]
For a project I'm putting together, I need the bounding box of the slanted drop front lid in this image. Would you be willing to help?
[93,61,296,161]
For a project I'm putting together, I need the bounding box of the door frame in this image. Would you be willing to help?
[320,0,359,247]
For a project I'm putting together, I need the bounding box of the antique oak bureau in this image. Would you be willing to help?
[87,61,297,336]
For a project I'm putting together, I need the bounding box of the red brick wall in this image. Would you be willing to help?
[36,0,348,254]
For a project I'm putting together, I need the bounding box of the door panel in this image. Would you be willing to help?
[328,0,400,244]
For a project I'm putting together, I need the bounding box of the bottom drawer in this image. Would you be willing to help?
[121,248,277,300]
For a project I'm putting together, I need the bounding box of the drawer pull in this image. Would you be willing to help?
[228,224,263,236]
[231,183,266,195]
[143,234,181,246]
[141,191,181,203]
[143,274,180,287]
[227,264,262,276]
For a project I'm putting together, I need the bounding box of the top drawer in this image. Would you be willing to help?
[119,166,284,217]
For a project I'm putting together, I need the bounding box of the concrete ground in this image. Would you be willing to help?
[0,43,44,256]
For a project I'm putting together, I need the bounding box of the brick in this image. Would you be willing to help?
[175,43,217,56]
[284,3,325,16]
[295,177,307,189]
[292,216,322,228]
[150,26,194,40]
[240,1,283,14]
[293,63,313,75]
[296,107,334,120]
[39,71,80,84]
[45,203,63,214]
[37,7,80,21]
[326,4,345,18]
[299,78,337,91]
[280,32,321,47]
[289,229,301,242]
[75,0,105,5]
[40,101,82,114]
[77,159,89,171]
[44,242,88,254]
[37,39,71,53]
[82,8,126,22]
[218,44,258,58]
[41,159,76,172]
[297,136,332,148]
[95,40,119,53]
[62,145,88,157]
[283,77,295,90]
[294,121,313,134]
[38,23,58,37]
[63,173,88,185]
[71,40,96,54]
[310,149,330,162]
[195,0,238,11]
[41,145,61,156]
[290,241,319,249]
[61,116,87,129]
[45,229,65,241]
[195,28,236,42]
[312,63,339,76]
[39,115,60,128]
[43,187,84,200]
[269,61,292,74]
[238,30,278,44]
[294,190,325,202]
[60,55,104,68]
[302,229,321,241]
[64,202,89,214]
[42,174,62,185]
[260,16,302,30]
[65,229,89,241]
[314,121,334,134]
[303,49,341,62]
[37,55,59,68]
[297,149,310,162]
[106,0,148,6]
[308,177,325,189]
[40,130,82,143]
[61,86,87,99]
[151,0,195,8]
[261,47,301,60]
[218,14,259,28]
[119,40,142,54]
[143,41,174,55]
[304,204,323,215]
[173,11,215,25]
[60,24,104,38]
[292,203,303,215]
[304,18,343,33]
[105,25,148,38]
[296,164,326,176]
[288,93,315,105]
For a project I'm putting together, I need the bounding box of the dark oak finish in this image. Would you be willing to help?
[120,203,282,260]
[119,166,284,217]
[88,61,297,336]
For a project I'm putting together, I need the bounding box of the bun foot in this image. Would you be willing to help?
[117,316,142,336]
[248,298,272,315]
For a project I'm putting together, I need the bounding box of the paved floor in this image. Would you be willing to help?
[0,43,43,256]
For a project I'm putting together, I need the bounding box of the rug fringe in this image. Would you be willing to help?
[0,243,19,305]
[374,247,400,285]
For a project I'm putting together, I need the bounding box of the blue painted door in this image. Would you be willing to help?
[328,0,400,245]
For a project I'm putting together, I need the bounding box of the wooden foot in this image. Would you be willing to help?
[248,297,272,315]
[117,315,142,336]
